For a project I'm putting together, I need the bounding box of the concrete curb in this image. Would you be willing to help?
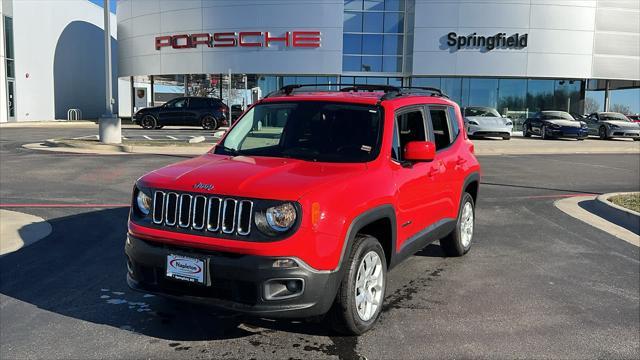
[24,139,212,156]
[555,195,639,247]
[0,209,52,256]
[594,192,640,230]
[0,120,98,128]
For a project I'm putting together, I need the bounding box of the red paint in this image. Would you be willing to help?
[155,31,321,50]
[130,92,480,271]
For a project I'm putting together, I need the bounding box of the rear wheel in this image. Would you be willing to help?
[502,134,511,140]
[440,193,475,257]
[329,234,386,335]
[141,115,157,130]
[201,116,218,130]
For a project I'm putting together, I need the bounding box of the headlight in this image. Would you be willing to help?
[505,121,513,126]
[468,120,479,126]
[255,202,297,235]
[610,124,619,129]
[580,122,588,128]
[551,123,561,129]
[136,190,152,216]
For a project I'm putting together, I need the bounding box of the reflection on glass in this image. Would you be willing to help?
[364,0,385,10]
[361,56,382,72]
[467,78,499,109]
[343,56,362,71]
[363,12,384,33]
[527,80,554,113]
[385,0,405,11]
[411,77,441,88]
[345,0,363,10]
[554,80,581,113]
[382,56,402,72]
[384,12,403,33]
[383,34,403,55]
[441,78,462,104]
[585,91,604,113]
[362,34,383,55]
[344,34,362,54]
[344,12,363,32]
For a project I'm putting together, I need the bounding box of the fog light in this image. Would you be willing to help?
[272,258,298,269]
[264,278,305,300]
[286,280,302,293]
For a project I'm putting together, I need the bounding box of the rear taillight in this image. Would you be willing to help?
[219,106,228,114]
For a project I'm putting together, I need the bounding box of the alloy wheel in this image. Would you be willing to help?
[202,116,217,130]
[354,251,384,322]
[141,115,156,130]
[460,201,474,248]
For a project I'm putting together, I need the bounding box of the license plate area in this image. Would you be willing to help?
[166,254,206,285]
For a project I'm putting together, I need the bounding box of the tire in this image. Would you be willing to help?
[201,115,218,130]
[599,126,609,140]
[541,125,548,140]
[329,234,387,335]
[154,125,164,130]
[141,115,157,130]
[523,124,531,137]
[502,134,511,140]
[634,138,640,141]
[440,193,475,257]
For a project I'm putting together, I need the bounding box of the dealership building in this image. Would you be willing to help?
[2,0,639,124]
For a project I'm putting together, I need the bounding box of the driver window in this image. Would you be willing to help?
[167,98,186,108]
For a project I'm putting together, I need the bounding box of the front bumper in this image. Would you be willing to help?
[125,235,341,318]
[547,127,589,138]
[466,125,512,137]
[607,128,640,138]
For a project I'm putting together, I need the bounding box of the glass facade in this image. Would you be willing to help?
[412,77,586,127]
[343,0,405,73]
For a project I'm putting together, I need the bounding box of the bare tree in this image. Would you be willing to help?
[584,97,601,114]
[610,103,631,114]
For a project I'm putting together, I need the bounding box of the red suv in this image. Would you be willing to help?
[126,84,481,334]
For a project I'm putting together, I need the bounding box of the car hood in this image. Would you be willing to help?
[138,152,368,200]
[544,119,582,128]
[602,120,640,129]
[466,116,509,127]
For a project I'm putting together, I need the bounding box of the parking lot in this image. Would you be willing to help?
[1,126,639,359]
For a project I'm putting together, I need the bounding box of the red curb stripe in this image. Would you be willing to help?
[0,204,130,208]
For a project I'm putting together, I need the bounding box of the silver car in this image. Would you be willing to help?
[463,107,513,140]
[586,112,640,141]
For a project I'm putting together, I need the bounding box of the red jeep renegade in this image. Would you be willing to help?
[126,84,481,335]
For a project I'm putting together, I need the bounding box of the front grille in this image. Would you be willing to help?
[152,191,253,236]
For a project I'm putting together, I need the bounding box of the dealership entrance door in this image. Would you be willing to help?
[7,80,16,122]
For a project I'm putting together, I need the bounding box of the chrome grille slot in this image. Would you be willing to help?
[207,197,222,232]
[165,192,179,226]
[222,199,237,234]
[151,190,254,236]
[178,194,192,228]
[152,191,165,224]
[191,195,207,230]
[237,200,253,236]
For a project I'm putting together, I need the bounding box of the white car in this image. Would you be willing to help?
[463,107,513,140]
[586,112,640,141]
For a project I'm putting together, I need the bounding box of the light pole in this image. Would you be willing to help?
[98,0,121,144]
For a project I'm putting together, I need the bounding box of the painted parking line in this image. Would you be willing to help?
[0,203,130,208]
[143,135,152,140]
[166,135,178,140]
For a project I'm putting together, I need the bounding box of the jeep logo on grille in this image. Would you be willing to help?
[193,183,214,191]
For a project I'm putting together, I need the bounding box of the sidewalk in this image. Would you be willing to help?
[0,209,52,256]
[1,120,98,128]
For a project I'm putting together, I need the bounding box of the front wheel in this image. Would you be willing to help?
[523,124,531,137]
[541,125,548,139]
[201,116,218,130]
[599,126,609,140]
[502,134,511,140]
[440,193,475,257]
[329,234,386,335]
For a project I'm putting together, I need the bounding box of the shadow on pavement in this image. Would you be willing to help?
[0,208,332,341]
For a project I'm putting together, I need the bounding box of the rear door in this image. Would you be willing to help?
[185,97,208,125]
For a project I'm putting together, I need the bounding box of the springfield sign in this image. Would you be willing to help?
[447,32,528,51]
[155,31,321,50]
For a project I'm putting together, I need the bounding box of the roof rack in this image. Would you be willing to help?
[264,83,448,100]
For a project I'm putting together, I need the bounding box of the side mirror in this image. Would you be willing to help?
[404,141,436,162]
[502,114,507,118]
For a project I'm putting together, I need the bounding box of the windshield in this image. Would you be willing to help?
[599,113,630,122]
[541,111,575,121]
[214,101,382,163]
[464,107,500,117]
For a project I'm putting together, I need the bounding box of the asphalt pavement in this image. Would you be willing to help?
[0,126,639,359]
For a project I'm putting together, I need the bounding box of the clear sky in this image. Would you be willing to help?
[88,0,116,13]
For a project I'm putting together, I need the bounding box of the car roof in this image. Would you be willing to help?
[260,91,457,108]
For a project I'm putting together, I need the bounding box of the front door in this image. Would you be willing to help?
[159,97,188,125]
[392,107,445,250]
[7,80,16,122]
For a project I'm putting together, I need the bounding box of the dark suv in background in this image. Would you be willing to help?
[133,96,229,130]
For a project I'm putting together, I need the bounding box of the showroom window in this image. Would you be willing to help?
[343,0,405,73]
